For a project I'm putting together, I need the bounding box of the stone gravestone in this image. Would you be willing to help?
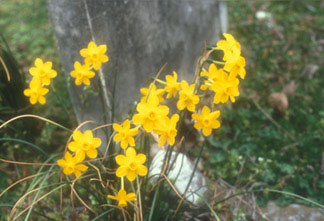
[47,0,227,123]
[47,0,227,206]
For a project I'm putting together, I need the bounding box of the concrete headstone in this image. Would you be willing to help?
[47,0,226,123]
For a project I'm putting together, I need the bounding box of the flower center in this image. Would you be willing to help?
[65,164,74,174]
[169,130,177,137]
[83,142,91,151]
[129,162,137,171]
[120,132,126,139]
[203,119,210,126]
[39,69,46,77]
[148,112,156,120]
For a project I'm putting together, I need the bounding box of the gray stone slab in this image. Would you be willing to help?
[47,0,224,123]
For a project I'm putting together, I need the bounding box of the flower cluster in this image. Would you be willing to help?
[70,41,109,86]
[23,58,57,104]
[57,130,101,178]
[202,33,246,105]
[56,34,246,208]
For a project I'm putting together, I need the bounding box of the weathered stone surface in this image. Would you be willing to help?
[149,147,208,205]
[261,201,324,221]
[47,0,224,123]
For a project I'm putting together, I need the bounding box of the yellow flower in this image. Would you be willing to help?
[132,97,169,132]
[68,130,102,161]
[200,63,219,91]
[217,33,241,61]
[209,68,240,104]
[23,78,49,105]
[57,152,88,178]
[70,61,95,86]
[113,120,138,149]
[226,56,246,80]
[115,147,147,181]
[177,80,199,112]
[29,58,57,85]
[164,71,181,98]
[140,83,165,103]
[217,33,246,79]
[154,114,179,147]
[80,41,109,70]
[192,106,221,136]
[108,189,136,207]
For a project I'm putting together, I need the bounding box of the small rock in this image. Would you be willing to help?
[301,64,319,79]
[261,201,324,221]
[149,149,208,205]
[267,92,288,115]
[282,81,298,96]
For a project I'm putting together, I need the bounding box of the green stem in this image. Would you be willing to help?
[208,60,225,65]
[148,186,159,221]
[121,177,124,190]
[136,176,143,221]
[183,144,204,195]
[153,78,167,85]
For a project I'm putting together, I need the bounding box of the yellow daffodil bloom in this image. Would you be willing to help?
[57,152,88,178]
[192,106,220,136]
[164,71,181,98]
[154,114,179,147]
[68,130,102,161]
[70,61,95,86]
[177,80,199,112]
[200,63,219,91]
[113,120,138,149]
[217,33,241,61]
[208,68,240,104]
[217,33,246,79]
[29,58,57,85]
[140,83,165,103]
[132,97,169,132]
[80,41,109,70]
[115,147,147,181]
[23,78,49,105]
[226,56,246,80]
[108,189,136,207]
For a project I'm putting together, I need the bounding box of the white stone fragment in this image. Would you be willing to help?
[149,149,208,205]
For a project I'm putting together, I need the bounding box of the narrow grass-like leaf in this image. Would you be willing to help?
[91,208,114,221]
[0,114,72,132]
[15,184,66,220]
[0,204,55,220]
[0,138,49,157]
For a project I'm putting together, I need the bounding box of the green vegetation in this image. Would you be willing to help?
[0,0,323,219]
[203,0,324,206]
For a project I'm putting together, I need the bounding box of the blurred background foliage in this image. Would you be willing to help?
[0,0,73,211]
[0,0,324,217]
[202,0,324,207]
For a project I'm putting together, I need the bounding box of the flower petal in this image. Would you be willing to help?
[86,148,98,158]
[92,137,102,148]
[136,165,148,177]
[135,154,146,165]
[113,123,122,132]
[73,130,83,141]
[116,166,128,177]
[75,164,88,171]
[115,155,127,166]
[126,170,136,181]
[126,147,136,158]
